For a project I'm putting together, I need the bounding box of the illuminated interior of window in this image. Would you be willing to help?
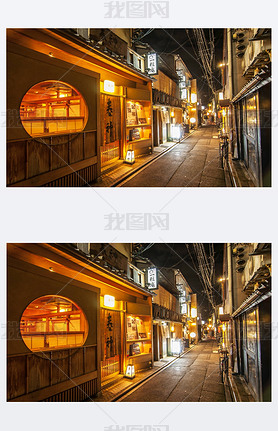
[20,295,88,351]
[126,315,152,356]
[20,81,88,137]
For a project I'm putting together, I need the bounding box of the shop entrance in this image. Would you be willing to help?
[100,94,121,167]
[100,308,122,380]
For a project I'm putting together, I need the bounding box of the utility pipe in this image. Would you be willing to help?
[227,243,234,315]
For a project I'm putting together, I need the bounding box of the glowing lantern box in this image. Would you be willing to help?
[103,80,115,93]
[125,150,135,164]
[125,364,135,379]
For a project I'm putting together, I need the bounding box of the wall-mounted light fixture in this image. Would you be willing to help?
[103,80,115,93]
[103,295,115,308]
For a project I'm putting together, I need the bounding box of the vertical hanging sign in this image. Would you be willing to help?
[147,267,158,289]
[147,53,158,75]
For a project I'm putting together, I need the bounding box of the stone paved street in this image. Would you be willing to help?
[119,339,226,402]
[119,126,226,187]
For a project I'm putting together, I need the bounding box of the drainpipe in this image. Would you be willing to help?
[227,243,236,370]
[227,243,234,316]
[227,29,234,100]
[227,29,238,158]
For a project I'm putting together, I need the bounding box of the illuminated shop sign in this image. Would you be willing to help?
[191,93,197,104]
[147,53,158,75]
[171,338,181,355]
[191,308,197,318]
[181,303,187,314]
[103,80,115,93]
[147,267,158,289]
[104,295,115,308]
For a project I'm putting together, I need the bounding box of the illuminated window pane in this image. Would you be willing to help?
[20,295,88,352]
[20,81,88,137]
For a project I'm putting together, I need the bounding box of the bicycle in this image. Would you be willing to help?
[219,348,229,383]
[219,134,229,169]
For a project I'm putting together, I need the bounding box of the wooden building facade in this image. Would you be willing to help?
[7,29,153,186]
[7,243,153,401]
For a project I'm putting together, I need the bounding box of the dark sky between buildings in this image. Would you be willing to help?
[139,243,224,320]
[140,28,224,104]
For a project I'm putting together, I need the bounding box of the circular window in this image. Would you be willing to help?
[20,295,88,352]
[20,81,88,137]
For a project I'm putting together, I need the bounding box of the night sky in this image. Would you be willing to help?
[137,28,224,104]
[138,243,224,320]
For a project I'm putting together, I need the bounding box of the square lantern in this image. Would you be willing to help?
[125,364,135,379]
[125,150,135,164]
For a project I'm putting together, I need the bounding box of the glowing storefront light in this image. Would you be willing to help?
[125,364,135,379]
[191,93,197,103]
[20,80,88,137]
[171,339,181,355]
[103,80,115,93]
[191,308,197,318]
[20,295,88,352]
[103,295,115,308]
[170,124,181,140]
[125,150,135,164]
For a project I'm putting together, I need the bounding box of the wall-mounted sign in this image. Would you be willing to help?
[104,295,115,308]
[191,93,197,104]
[147,53,158,75]
[191,307,197,318]
[147,267,158,289]
[181,303,187,314]
[104,80,115,93]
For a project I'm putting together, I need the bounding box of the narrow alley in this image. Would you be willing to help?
[119,126,226,187]
[118,339,226,402]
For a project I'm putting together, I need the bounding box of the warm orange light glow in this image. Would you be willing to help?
[20,80,88,137]
[20,295,88,352]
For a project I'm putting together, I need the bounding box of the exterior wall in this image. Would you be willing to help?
[7,243,154,401]
[7,244,100,401]
[7,41,99,187]
[152,284,179,313]
[221,243,271,401]
[153,70,179,99]
[7,29,153,186]
[221,29,271,187]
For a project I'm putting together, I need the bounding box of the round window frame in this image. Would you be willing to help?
[19,80,89,138]
[20,294,89,352]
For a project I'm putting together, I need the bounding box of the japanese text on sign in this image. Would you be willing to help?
[147,267,158,289]
[147,53,158,75]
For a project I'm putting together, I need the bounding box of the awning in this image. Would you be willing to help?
[232,285,271,318]
[232,70,271,103]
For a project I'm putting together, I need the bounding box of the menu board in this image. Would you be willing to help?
[126,316,138,340]
[136,104,147,124]
[126,316,147,340]
[126,101,147,125]
[126,101,137,125]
